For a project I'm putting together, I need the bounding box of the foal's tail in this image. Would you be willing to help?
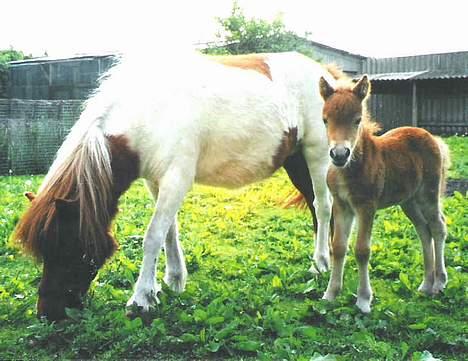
[435,136,451,196]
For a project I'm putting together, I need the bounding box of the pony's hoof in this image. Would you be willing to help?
[310,255,330,274]
[125,303,154,326]
[164,271,187,294]
[356,299,371,314]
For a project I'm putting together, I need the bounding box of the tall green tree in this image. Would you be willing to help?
[204,1,314,57]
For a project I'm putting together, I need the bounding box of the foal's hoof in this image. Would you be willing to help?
[417,282,434,295]
[431,280,447,295]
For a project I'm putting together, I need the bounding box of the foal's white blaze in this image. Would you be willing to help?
[81,51,332,311]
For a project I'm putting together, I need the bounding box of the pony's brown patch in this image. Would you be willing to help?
[273,127,298,170]
[212,54,272,80]
[107,135,140,199]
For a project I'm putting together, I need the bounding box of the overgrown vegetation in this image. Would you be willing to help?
[0,48,29,98]
[204,1,314,57]
[0,136,466,360]
[445,136,468,179]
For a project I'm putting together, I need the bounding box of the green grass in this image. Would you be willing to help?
[0,136,467,360]
[445,136,468,179]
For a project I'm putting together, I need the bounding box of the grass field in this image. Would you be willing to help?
[0,136,466,360]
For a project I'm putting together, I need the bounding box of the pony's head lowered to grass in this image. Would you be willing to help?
[13,129,138,321]
[319,74,379,167]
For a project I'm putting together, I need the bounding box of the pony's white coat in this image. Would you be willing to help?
[48,51,334,312]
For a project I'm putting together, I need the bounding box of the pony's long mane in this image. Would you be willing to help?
[14,95,115,264]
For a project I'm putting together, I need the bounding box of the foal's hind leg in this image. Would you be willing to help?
[421,201,448,294]
[401,201,435,294]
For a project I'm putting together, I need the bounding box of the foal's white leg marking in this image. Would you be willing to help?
[323,200,354,301]
[127,168,194,312]
[164,217,188,293]
[401,202,435,294]
[303,147,332,273]
[355,209,375,313]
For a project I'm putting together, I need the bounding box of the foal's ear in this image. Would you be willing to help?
[54,198,79,218]
[24,192,36,202]
[353,75,370,100]
[319,76,335,100]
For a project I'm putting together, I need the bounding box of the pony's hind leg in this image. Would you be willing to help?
[163,217,188,293]
[127,167,194,315]
[283,152,318,234]
[303,147,332,273]
[401,201,435,294]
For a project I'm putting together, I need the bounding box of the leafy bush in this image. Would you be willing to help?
[0,48,28,98]
[204,1,314,57]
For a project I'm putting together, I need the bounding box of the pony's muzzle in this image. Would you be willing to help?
[329,146,350,167]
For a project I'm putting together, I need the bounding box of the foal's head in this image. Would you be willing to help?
[319,75,371,167]
[18,192,116,321]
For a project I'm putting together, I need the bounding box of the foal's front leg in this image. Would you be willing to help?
[354,207,375,313]
[323,199,354,300]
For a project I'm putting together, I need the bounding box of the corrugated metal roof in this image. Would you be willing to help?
[414,69,468,80]
[366,69,468,81]
[367,71,427,80]
[9,51,118,66]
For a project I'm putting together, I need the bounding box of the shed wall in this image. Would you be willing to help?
[0,99,83,175]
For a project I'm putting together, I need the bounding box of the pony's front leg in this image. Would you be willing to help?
[127,168,194,316]
[303,147,332,273]
[145,182,188,294]
[323,199,354,300]
[354,207,375,313]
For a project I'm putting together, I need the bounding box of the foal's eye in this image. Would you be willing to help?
[354,117,361,125]
[323,118,328,126]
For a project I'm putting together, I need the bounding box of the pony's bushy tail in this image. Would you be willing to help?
[435,136,451,196]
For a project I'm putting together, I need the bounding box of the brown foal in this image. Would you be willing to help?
[319,74,450,312]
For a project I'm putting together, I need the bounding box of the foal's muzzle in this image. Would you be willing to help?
[330,146,351,167]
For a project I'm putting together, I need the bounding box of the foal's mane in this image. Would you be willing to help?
[324,64,381,135]
[14,110,115,264]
